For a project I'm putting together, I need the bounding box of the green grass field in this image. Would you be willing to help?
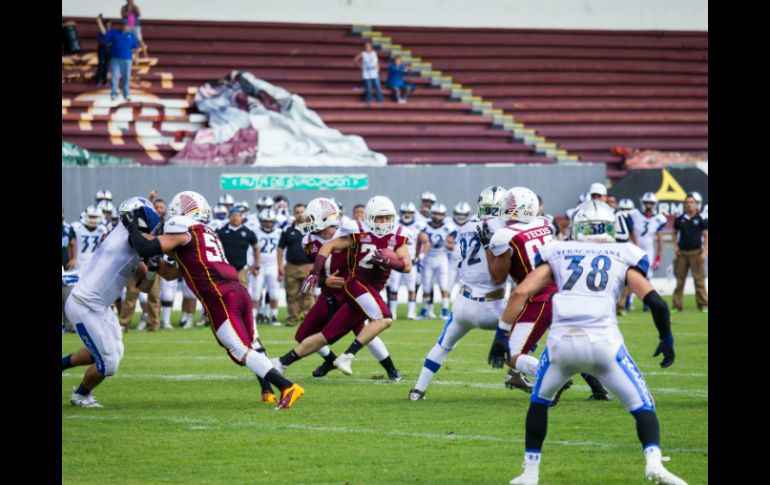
[62,296,707,484]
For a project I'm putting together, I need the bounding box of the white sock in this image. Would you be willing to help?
[408,300,415,315]
[524,450,541,464]
[366,337,389,361]
[161,306,172,325]
[644,445,662,465]
[515,354,539,375]
[181,312,192,323]
[252,307,259,318]
[245,349,274,378]
[271,307,278,317]
[389,299,398,319]
[441,297,449,311]
[415,344,450,391]
[317,346,331,358]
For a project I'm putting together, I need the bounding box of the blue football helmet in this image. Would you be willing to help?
[118,197,161,234]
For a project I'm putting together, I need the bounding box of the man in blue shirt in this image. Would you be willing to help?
[97,17,138,101]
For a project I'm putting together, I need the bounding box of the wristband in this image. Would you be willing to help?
[497,319,512,332]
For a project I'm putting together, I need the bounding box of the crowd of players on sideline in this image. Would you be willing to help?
[62,185,708,334]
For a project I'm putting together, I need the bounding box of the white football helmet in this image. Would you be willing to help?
[213,204,228,220]
[502,187,539,223]
[640,192,658,211]
[258,208,277,231]
[399,202,417,224]
[217,194,234,206]
[256,195,275,211]
[477,185,507,220]
[299,197,340,234]
[365,196,397,236]
[689,191,703,210]
[453,202,472,225]
[168,191,211,223]
[419,191,437,203]
[618,198,634,211]
[96,189,113,203]
[84,205,103,228]
[234,201,249,213]
[96,200,115,217]
[429,202,447,225]
[571,200,617,243]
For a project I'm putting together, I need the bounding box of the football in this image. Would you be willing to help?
[375,248,398,267]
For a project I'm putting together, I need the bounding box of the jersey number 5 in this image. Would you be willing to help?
[203,233,227,263]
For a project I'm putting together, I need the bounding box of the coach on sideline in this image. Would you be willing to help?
[671,193,708,313]
[217,207,260,287]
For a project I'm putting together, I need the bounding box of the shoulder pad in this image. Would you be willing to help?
[164,215,199,234]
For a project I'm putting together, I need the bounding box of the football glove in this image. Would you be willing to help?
[653,335,675,368]
[145,254,161,272]
[476,221,493,249]
[488,328,510,369]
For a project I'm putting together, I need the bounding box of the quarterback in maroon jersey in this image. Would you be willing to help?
[120,190,304,410]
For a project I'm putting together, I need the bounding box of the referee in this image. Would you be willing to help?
[217,207,260,287]
[672,194,708,313]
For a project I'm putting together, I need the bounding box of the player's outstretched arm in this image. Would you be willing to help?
[488,264,553,368]
[301,236,352,293]
[627,269,675,368]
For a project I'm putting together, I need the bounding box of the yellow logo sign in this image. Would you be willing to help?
[655,169,688,201]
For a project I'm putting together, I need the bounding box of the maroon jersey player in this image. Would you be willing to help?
[269,197,402,381]
[483,187,609,401]
[121,190,304,410]
[292,196,412,376]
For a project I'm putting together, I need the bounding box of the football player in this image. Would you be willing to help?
[251,208,283,325]
[414,191,436,226]
[386,202,423,320]
[628,193,668,310]
[292,196,412,376]
[207,204,229,231]
[71,205,109,271]
[62,197,160,407]
[97,200,116,232]
[95,189,113,205]
[217,194,235,212]
[409,186,509,400]
[447,202,472,295]
[417,203,457,319]
[506,201,686,485]
[122,190,304,409]
[271,197,402,381]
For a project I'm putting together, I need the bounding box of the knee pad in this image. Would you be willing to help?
[100,353,121,376]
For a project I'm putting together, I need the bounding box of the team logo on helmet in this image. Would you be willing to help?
[179,193,205,219]
[319,199,338,223]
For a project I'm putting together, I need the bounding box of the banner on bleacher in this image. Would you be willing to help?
[221,173,369,191]
[609,167,707,217]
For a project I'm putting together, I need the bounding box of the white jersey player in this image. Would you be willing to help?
[417,203,457,319]
[414,191,436,227]
[386,202,423,319]
[250,209,283,325]
[71,206,109,271]
[506,200,686,485]
[62,197,161,408]
[207,204,229,231]
[447,202,473,294]
[409,186,508,401]
[628,192,667,278]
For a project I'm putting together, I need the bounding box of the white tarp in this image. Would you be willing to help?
[194,71,386,166]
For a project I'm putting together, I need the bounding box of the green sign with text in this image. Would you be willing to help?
[220,173,369,191]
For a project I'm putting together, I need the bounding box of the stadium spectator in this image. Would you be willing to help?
[671,194,708,313]
[94,15,112,87]
[278,203,314,326]
[120,0,148,58]
[386,56,415,103]
[353,204,366,221]
[354,42,383,104]
[217,207,260,287]
[97,17,138,101]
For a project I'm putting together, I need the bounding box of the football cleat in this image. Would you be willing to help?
[510,461,539,485]
[276,383,305,410]
[71,388,103,408]
[426,312,438,319]
[261,390,276,404]
[136,316,147,331]
[161,321,174,330]
[645,462,688,485]
[408,388,426,401]
[550,379,573,407]
[440,308,449,318]
[312,361,337,378]
[270,316,281,326]
[388,369,402,382]
[587,392,612,401]
[505,369,533,393]
[180,319,193,330]
[333,353,355,376]
[406,312,418,320]
[271,357,288,376]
